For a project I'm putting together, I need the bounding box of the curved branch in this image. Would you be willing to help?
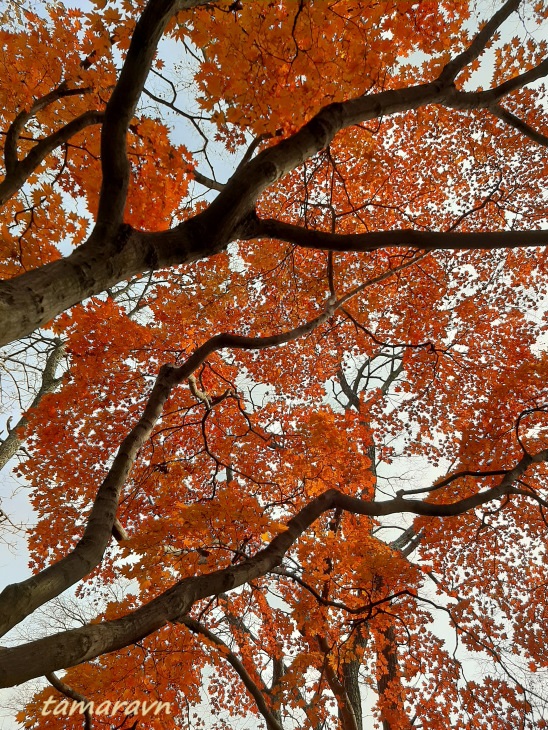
[273,567,408,618]
[203,82,450,236]
[489,104,548,147]
[94,0,211,236]
[0,111,104,206]
[438,0,520,85]
[341,308,439,354]
[2,446,547,687]
[398,468,512,497]
[4,84,92,174]
[46,672,93,730]
[469,56,548,107]
[192,169,226,192]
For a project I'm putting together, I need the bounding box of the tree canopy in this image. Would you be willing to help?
[2,0,548,728]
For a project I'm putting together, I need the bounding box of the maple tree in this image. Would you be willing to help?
[1,0,548,727]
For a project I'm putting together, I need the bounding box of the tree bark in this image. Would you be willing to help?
[3,26,548,346]
[2,464,546,687]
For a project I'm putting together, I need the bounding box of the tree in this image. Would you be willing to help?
[1,0,548,727]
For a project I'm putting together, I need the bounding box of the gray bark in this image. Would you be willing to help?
[0,1,546,346]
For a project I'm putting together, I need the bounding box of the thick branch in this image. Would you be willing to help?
[94,0,210,235]
[250,218,548,253]
[1,447,546,687]
[0,363,174,637]
[204,81,450,239]
[2,2,548,344]
[316,634,359,730]
[377,625,411,730]
[336,366,361,411]
[0,215,221,347]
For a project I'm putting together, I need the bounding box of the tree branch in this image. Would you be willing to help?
[0,338,65,472]
[489,104,548,147]
[273,567,407,618]
[0,111,104,206]
[336,366,361,411]
[2,445,547,687]
[465,56,548,108]
[192,169,226,191]
[249,217,548,253]
[94,0,211,237]
[1,0,547,345]
[316,634,359,730]
[46,672,93,730]
[438,0,520,85]
[181,617,284,730]
[4,83,92,174]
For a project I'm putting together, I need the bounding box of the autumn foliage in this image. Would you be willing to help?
[1,0,548,728]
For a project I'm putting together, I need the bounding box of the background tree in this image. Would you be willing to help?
[2,0,548,728]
